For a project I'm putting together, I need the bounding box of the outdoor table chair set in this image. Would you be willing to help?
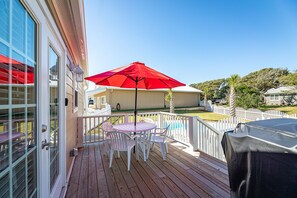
[102,120,169,171]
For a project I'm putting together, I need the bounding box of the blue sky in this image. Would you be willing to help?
[84,0,297,87]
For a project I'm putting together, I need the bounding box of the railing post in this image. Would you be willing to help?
[189,116,198,151]
[124,114,129,123]
[160,112,164,128]
[77,117,84,148]
[158,112,161,128]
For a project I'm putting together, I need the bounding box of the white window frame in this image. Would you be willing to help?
[101,96,106,105]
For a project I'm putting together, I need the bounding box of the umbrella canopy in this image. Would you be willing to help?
[85,62,185,125]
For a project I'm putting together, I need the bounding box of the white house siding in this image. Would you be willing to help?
[265,94,297,105]
[94,89,200,110]
[174,92,200,107]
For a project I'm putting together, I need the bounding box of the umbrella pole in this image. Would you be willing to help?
[134,79,138,126]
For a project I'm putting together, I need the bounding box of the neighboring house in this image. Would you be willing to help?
[264,86,297,105]
[0,0,87,197]
[87,86,202,110]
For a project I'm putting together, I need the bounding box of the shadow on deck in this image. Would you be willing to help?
[66,142,230,198]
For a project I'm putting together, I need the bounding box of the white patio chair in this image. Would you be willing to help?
[102,122,113,155]
[107,131,136,171]
[136,130,152,162]
[148,125,170,160]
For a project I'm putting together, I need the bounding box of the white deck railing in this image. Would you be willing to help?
[77,112,226,161]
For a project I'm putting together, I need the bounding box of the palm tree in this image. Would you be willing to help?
[165,89,174,113]
[227,74,240,117]
[203,87,210,111]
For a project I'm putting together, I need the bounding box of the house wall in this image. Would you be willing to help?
[102,89,200,110]
[265,94,297,105]
[174,92,200,107]
[65,64,85,180]
[94,91,108,109]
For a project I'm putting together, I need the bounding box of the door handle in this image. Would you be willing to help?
[42,124,47,133]
[42,139,50,150]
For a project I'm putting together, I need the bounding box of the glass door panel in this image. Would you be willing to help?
[0,0,37,197]
[49,47,59,191]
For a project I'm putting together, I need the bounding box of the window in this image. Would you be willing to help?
[75,90,78,107]
[274,95,278,100]
[270,95,274,100]
[101,96,106,105]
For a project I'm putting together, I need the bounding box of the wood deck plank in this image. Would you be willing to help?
[130,154,178,198]
[120,152,166,198]
[88,145,99,197]
[98,144,121,198]
[77,146,89,198]
[170,145,229,185]
[152,147,228,197]
[66,147,83,198]
[143,156,189,198]
[166,145,230,197]
[149,152,201,198]
[129,186,144,198]
[110,156,133,198]
[94,143,110,197]
[66,142,230,198]
[150,151,211,198]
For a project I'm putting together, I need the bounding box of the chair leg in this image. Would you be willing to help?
[117,150,120,158]
[160,143,166,160]
[142,144,146,162]
[127,149,131,171]
[165,142,168,153]
[109,150,114,168]
[146,144,151,160]
[136,142,139,161]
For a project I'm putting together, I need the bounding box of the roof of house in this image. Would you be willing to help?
[265,86,297,95]
[86,85,202,96]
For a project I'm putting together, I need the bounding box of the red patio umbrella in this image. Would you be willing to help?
[85,62,185,125]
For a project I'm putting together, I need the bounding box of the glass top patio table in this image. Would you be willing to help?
[113,122,156,133]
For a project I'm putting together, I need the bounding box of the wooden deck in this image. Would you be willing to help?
[66,142,230,198]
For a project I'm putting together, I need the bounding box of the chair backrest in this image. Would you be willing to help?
[154,125,170,142]
[102,122,113,132]
[107,131,131,151]
[137,129,152,144]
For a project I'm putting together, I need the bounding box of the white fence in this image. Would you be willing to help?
[199,100,213,111]
[212,105,297,121]
[208,117,246,132]
[84,104,111,116]
[77,111,226,161]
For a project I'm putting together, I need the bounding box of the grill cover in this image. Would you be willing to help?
[221,118,297,198]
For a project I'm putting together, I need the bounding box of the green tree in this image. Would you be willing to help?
[190,79,226,101]
[240,68,289,92]
[236,85,261,109]
[227,74,240,117]
[279,71,297,86]
[165,89,174,113]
